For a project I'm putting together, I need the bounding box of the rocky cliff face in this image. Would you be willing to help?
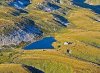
[0,17,43,47]
[0,0,43,47]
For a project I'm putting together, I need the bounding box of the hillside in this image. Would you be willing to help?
[85,0,100,5]
[0,0,71,47]
[0,64,44,73]
[0,0,100,73]
[0,64,29,73]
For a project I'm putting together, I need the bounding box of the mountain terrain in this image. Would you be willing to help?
[0,0,100,73]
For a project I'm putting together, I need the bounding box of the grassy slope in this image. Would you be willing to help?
[67,8,100,31]
[0,5,15,34]
[0,0,100,73]
[27,0,72,33]
[0,0,69,34]
[85,0,100,5]
[53,29,100,64]
[0,64,29,73]
[1,49,100,73]
[53,8,100,64]
[28,10,63,33]
[12,50,100,73]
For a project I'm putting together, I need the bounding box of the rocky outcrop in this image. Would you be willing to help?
[0,18,43,47]
[45,0,62,4]
[40,2,61,12]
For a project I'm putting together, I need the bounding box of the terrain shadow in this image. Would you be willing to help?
[24,65,44,73]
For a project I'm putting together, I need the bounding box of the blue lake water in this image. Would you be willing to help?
[72,0,100,14]
[24,37,56,50]
[9,0,31,9]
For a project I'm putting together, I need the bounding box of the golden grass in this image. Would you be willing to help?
[49,8,100,66]
[29,10,53,21]
[85,0,100,5]
[53,28,100,63]
[11,8,100,73]
[0,1,100,73]
[0,64,29,73]
[67,8,100,31]
[27,0,44,9]
[13,50,100,73]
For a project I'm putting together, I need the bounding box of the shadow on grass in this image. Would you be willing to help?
[24,65,44,73]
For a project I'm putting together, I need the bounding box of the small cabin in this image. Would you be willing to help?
[64,42,73,45]
[64,42,69,45]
